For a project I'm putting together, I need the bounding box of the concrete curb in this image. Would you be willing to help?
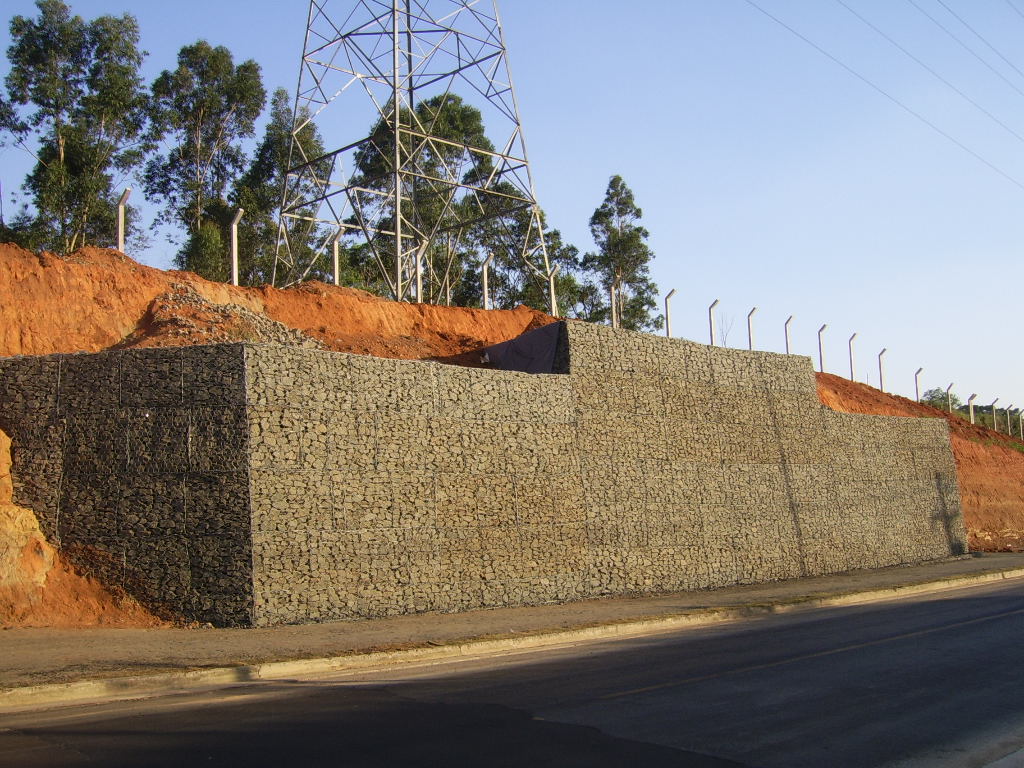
[4,565,1024,714]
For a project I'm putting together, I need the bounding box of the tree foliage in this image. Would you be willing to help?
[341,93,496,296]
[144,40,265,252]
[178,220,226,281]
[465,195,578,312]
[1,0,149,252]
[583,175,661,331]
[1,6,666,318]
[231,87,328,286]
[341,94,609,315]
[921,387,961,411]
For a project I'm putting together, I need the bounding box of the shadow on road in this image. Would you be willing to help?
[8,587,1024,768]
[9,683,750,768]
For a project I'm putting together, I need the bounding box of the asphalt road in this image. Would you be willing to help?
[3,579,1024,767]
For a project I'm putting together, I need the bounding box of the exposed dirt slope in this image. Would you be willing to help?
[817,373,1024,552]
[0,243,553,361]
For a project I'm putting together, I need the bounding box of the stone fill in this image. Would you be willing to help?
[0,346,252,624]
[0,322,966,626]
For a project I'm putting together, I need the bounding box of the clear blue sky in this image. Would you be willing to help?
[2,1,1023,409]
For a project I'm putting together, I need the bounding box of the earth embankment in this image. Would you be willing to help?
[0,243,552,361]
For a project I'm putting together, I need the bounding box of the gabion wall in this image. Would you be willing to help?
[0,323,966,627]
[0,345,253,625]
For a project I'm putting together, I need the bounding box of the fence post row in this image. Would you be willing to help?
[610,288,1020,428]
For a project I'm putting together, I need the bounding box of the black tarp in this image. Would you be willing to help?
[482,322,562,374]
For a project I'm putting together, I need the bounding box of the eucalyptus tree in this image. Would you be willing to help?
[342,93,494,298]
[1,0,150,252]
[321,91,591,311]
[584,175,661,331]
[231,87,329,286]
[144,40,265,276]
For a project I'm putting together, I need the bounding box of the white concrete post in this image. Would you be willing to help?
[331,227,343,286]
[817,324,827,373]
[784,315,793,355]
[709,299,719,346]
[848,333,857,381]
[414,242,424,303]
[968,393,978,424]
[481,253,494,310]
[609,283,618,329]
[946,383,954,413]
[664,289,676,338]
[915,368,923,402]
[548,264,560,317]
[230,208,244,287]
[1019,411,1023,440]
[990,398,999,431]
[747,307,757,351]
[116,187,132,253]
[1007,405,1015,436]
[877,348,887,393]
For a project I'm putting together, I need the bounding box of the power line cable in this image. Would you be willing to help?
[933,0,1024,82]
[835,0,1024,145]
[742,0,1024,193]
[1005,0,1024,23]
[906,0,1024,102]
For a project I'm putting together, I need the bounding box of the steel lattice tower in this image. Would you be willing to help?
[273,0,551,302]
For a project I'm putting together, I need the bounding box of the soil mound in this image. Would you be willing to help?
[112,283,325,350]
[817,373,1024,552]
[0,242,553,360]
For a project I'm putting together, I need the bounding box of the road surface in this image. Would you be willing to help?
[3,578,1024,767]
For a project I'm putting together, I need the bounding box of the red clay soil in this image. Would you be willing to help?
[817,372,1024,552]
[0,243,553,361]
[0,243,1021,627]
